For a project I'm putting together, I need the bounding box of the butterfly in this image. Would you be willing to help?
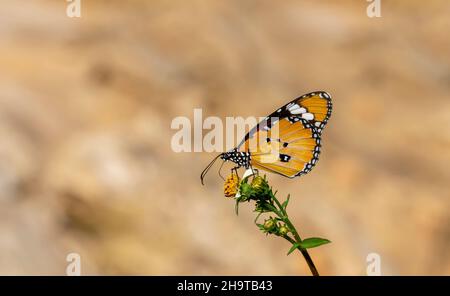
[201,91,332,184]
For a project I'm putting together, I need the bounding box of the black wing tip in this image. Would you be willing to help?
[313,91,332,100]
[294,90,332,101]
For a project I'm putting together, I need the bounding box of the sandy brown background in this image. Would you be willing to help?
[0,0,449,275]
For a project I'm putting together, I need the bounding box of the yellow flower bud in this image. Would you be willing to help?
[251,176,265,191]
[279,225,290,236]
[249,175,270,200]
[263,219,276,231]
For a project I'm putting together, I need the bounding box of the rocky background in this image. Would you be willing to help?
[0,0,449,275]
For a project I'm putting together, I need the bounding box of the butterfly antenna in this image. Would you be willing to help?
[200,153,223,185]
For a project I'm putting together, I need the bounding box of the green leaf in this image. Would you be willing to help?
[256,224,265,231]
[265,203,277,212]
[255,200,274,213]
[299,238,331,249]
[281,194,290,211]
[287,243,300,255]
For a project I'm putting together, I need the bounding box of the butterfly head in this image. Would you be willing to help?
[201,149,251,185]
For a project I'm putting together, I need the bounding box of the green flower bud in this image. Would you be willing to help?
[249,176,271,201]
[251,176,267,192]
[263,218,277,232]
[239,182,253,200]
[251,175,263,187]
[279,225,290,236]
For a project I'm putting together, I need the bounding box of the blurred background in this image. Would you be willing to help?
[0,0,449,275]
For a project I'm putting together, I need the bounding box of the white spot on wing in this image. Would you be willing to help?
[288,104,300,111]
[301,113,314,120]
[290,107,306,115]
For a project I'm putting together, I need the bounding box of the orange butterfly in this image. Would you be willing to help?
[201,91,332,184]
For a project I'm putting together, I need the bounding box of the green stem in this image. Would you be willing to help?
[282,233,319,276]
[271,193,320,276]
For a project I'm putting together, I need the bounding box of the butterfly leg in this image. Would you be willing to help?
[249,164,259,178]
[231,166,240,178]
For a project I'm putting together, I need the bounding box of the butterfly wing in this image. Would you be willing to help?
[238,117,321,178]
[268,91,332,133]
[234,91,331,178]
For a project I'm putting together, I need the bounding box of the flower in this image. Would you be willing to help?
[224,174,240,197]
